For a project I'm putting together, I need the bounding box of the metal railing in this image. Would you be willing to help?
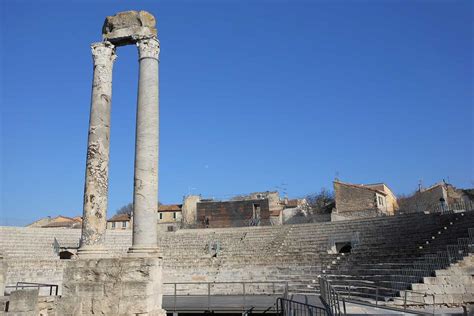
[277,297,328,316]
[319,277,345,316]
[434,200,474,214]
[401,200,474,215]
[394,227,474,291]
[340,283,436,314]
[163,281,288,312]
[322,225,474,314]
[7,282,59,296]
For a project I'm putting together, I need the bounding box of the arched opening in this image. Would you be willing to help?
[59,251,74,259]
[335,242,352,254]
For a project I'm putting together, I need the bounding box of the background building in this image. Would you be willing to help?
[106,214,131,230]
[332,180,398,221]
[398,181,474,213]
[27,215,82,229]
[157,204,182,232]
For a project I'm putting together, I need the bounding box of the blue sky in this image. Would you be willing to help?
[1,0,472,225]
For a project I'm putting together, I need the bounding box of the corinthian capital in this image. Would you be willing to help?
[136,37,160,60]
[91,41,117,66]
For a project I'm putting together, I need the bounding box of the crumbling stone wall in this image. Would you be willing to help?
[334,182,378,213]
[182,195,201,226]
[197,199,271,228]
[399,185,446,213]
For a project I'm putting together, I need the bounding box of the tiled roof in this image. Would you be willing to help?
[108,214,131,222]
[158,204,182,212]
[334,180,387,195]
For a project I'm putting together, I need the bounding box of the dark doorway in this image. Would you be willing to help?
[335,242,352,253]
[59,251,74,259]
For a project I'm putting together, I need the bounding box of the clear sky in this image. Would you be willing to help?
[1,0,472,226]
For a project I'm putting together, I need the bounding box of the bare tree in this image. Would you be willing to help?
[116,203,133,215]
[305,188,335,214]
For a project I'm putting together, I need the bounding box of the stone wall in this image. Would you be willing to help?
[331,209,383,221]
[181,195,201,226]
[196,199,271,228]
[399,185,446,213]
[5,259,67,295]
[334,182,378,214]
[5,289,39,314]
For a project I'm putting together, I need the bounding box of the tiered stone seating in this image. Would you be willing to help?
[1,210,472,297]
[322,211,474,301]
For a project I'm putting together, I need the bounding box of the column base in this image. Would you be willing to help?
[128,246,161,258]
[77,245,110,258]
[57,257,165,315]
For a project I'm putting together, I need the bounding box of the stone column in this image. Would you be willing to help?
[78,42,116,257]
[129,37,160,255]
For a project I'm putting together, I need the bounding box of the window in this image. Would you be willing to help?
[112,222,116,229]
[378,196,384,206]
[122,221,127,228]
[159,213,163,220]
[253,204,261,219]
[173,212,176,219]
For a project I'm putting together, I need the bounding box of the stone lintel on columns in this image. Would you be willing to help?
[102,11,157,46]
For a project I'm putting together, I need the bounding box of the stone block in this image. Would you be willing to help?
[54,296,82,316]
[75,282,104,297]
[117,295,152,314]
[121,281,154,297]
[60,257,164,315]
[462,293,474,303]
[423,295,434,305]
[102,11,157,46]
[103,281,122,297]
[8,289,39,313]
[92,297,119,315]
[423,277,438,285]
[411,283,427,291]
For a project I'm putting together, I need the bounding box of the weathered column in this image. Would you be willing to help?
[78,42,116,257]
[128,37,160,255]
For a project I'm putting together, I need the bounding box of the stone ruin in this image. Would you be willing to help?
[80,10,160,257]
[58,10,165,315]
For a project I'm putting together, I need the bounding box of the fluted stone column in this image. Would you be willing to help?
[78,42,116,257]
[128,37,160,255]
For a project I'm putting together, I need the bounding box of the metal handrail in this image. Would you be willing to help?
[319,277,345,316]
[277,297,329,316]
[13,282,59,296]
[163,280,289,312]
